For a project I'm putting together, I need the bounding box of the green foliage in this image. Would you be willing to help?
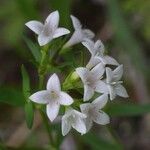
[25,102,34,129]
[0,87,24,107]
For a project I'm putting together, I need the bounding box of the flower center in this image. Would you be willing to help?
[50,90,59,99]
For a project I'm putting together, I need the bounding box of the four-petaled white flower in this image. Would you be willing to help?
[80,94,110,132]
[76,63,105,101]
[25,10,70,46]
[63,15,95,48]
[82,39,119,69]
[29,74,73,121]
[96,65,129,100]
[62,107,87,136]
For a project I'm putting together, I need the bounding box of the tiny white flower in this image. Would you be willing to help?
[82,39,119,69]
[96,65,129,100]
[25,10,70,46]
[76,63,105,101]
[63,15,95,48]
[80,94,110,132]
[29,74,73,121]
[62,107,87,136]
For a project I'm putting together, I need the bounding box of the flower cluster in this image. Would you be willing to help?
[26,10,128,136]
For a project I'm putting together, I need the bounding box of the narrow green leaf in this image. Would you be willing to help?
[106,102,150,116]
[21,65,30,100]
[0,87,24,107]
[23,36,41,63]
[25,102,34,129]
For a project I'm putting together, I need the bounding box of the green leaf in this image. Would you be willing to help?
[23,36,41,63]
[21,65,30,100]
[106,102,150,116]
[81,133,122,150]
[0,87,24,107]
[25,102,34,129]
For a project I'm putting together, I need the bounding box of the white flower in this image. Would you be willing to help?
[96,65,129,100]
[29,74,73,121]
[76,63,105,101]
[63,15,95,48]
[80,94,110,132]
[62,107,87,136]
[25,10,70,46]
[82,39,119,69]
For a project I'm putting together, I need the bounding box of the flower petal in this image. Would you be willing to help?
[72,117,86,135]
[84,118,93,132]
[106,67,113,83]
[86,56,101,69]
[94,40,104,54]
[64,30,84,48]
[74,110,87,118]
[83,29,95,39]
[91,63,105,79]
[25,21,44,34]
[46,103,60,122]
[113,65,123,81]
[82,39,95,55]
[76,67,90,83]
[92,94,108,109]
[62,117,72,136]
[80,103,91,115]
[115,84,129,98]
[59,92,73,105]
[29,90,50,104]
[93,111,110,125]
[53,27,70,38]
[46,73,61,93]
[108,85,116,100]
[104,56,119,66]
[84,85,94,101]
[95,80,108,94]
[45,10,59,30]
[70,15,82,29]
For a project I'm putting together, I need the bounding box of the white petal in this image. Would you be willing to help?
[38,31,52,46]
[108,85,116,100]
[82,39,95,55]
[62,117,72,136]
[72,117,86,134]
[46,73,61,93]
[94,40,105,55]
[95,80,108,94]
[76,67,90,83]
[46,103,60,122]
[83,29,95,39]
[25,21,44,34]
[45,10,59,30]
[70,15,82,29]
[86,56,101,69]
[92,94,108,109]
[91,63,105,79]
[113,65,123,81]
[80,103,91,115]
[106,67,113,83]
[64,30,84,48]
[84,85,94,101]
[104,56,119,66]
[53,27,70,38]
[74,110,87,118]
[59,92,73,105]
[29,90,50,104]
[115,84,129,98]
[84,118,93,132]
[93,111,110,125]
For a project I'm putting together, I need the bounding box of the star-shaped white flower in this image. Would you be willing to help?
[82,39,119,69]
[96,65,129,100]
[29,74,73,121]
[76,63,105,101]
[25,10,70,46]
[62,107,87,136]
[80,94,110,132]
[63,15,95,48]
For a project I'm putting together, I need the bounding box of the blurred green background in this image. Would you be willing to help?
[0,0,150,150]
